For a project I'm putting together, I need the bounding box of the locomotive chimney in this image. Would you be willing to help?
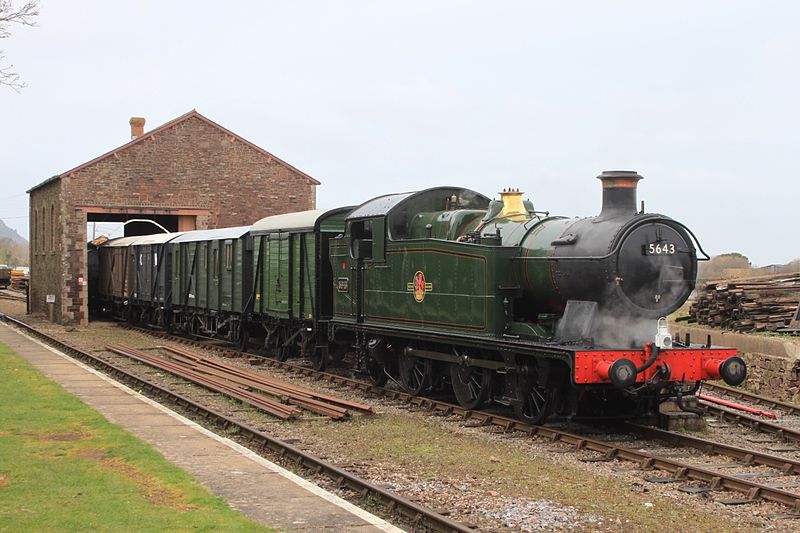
[129,117,145,139]
[596,170,643,219]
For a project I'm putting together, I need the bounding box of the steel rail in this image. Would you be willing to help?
[701,382,800,416]
[702,402,800,445]
[1,315,474,533]
[627,423,800,475]
[118,325,800,510]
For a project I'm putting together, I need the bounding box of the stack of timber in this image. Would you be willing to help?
[106,344,373,420]
[10,268,29,290]
[686,273,800,333]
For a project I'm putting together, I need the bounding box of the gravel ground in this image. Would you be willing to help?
[3,309,798,532]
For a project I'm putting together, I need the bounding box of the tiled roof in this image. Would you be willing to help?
[27,109,320,193]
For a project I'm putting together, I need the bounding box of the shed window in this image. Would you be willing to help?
[50,204,55,251]
[41,207,45,252]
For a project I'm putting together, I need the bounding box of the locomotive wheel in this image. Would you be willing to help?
[397,351,432,395]
[366,354,388,386]
[514,379,552,425]
[450,364,492,410]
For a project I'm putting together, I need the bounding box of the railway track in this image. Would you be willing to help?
[695,382,800,445]
[701,382,800,416]
[114,323,800,513]
[11,316,800,515]
[0,289,26,302]
[0,314,473,533]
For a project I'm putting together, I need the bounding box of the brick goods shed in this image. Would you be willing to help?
[27,110,319,325]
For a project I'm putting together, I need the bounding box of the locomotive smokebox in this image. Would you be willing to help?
[597,170,643,219]
[516,168,698,326]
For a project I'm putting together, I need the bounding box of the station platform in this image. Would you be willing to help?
[0,322,401,532]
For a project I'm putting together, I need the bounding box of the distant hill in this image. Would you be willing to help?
[699,252,800,282]
[0,220,28,266]
[0,219,26,245]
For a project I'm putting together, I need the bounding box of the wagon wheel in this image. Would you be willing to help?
[450,364,493,410]
[235,324,249,352]
[397,350,432,395]
[275,330,297,362]
[513,376,552,425]
[310,345,328,371]
[187,315,199,340]
[330,343,349,364]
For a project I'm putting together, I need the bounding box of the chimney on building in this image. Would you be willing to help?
[129,117,146,139]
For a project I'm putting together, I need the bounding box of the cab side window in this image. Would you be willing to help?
[350,220,373,260]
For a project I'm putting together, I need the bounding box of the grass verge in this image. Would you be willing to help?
[0,340,271,532]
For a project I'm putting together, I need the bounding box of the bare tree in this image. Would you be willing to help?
[0,0,38,92]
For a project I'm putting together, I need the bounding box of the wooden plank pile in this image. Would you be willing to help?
[686,273,800,333]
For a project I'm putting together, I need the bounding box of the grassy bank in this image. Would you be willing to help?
[0,341,270,532]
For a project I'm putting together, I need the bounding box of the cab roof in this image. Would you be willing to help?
[346,187,489,220]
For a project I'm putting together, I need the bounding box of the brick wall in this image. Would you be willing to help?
[29,180,64,321]
[29,113,318,324]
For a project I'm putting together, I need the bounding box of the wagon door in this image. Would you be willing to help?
[220,239,233,311]
[209,240,221,311]
[266,232,290,318]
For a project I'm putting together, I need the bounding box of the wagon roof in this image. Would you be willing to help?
[170,226,251,243]
[250,207,354,235]
[133,232,186,245]
[104,235,146,247]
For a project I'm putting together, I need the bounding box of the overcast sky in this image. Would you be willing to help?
[1,1,797,266]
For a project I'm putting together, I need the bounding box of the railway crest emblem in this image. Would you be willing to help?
[406,271,432,303]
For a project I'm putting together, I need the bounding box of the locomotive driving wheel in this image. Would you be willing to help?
[365,338,389,386]
[366,355,388,386]
[513,382,552,425]
[512,360,553,425]
[450,363,492,410]
[397,350,432,395]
